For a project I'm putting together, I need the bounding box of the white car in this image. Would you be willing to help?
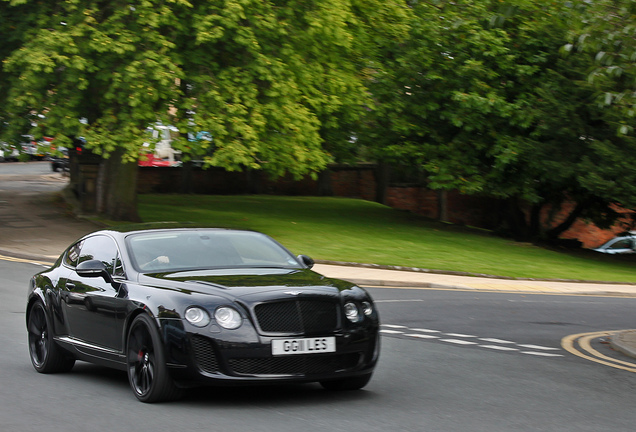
[0,142,20,161]
[593,232,636,254]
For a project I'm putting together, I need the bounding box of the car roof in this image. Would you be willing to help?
[97,222,252,237]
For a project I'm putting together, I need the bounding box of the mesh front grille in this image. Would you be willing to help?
[254,300,338,334]
[229,353,360,376]
[190,335,219,374]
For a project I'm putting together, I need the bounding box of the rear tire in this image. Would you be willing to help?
[27,301,75,373]
[319,372,373,391]
[126,314,182,403]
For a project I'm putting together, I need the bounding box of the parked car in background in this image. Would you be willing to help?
[50,147,69,172]
[144,123,181,163]
[1,142,20,161]
[593,232,636,254]
[138,153,181,167]
[19,135,52,160]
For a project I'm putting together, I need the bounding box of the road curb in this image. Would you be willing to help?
[314,260,636,286]
[611,330,636,360]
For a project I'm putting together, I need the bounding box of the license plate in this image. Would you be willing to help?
[271,337,336,356]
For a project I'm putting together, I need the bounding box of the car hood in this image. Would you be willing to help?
[138,268,358,299]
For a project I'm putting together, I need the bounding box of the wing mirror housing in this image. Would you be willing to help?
[297,254,314,269]
[76,259,114,283]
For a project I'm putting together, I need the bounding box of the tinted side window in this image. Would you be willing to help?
[64,241,83,267]
[113,254,125,277]
[610,239,632,250]
[78,235,119,274]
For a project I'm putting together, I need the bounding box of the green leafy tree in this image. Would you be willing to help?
[565,0,636,135]
[0,0,409,220]
[361,0,636,241]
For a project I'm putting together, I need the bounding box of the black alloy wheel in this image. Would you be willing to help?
[27,301,75,373]
[126,314,182,403]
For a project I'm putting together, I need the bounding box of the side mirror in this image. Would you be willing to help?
[297,254,314,269]
[76,259,113,283]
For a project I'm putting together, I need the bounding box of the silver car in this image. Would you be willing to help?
[593,232,636,254]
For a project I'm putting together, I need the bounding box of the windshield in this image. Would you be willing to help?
[126,230,302,272]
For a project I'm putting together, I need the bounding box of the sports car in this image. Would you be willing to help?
[26,224,380,402]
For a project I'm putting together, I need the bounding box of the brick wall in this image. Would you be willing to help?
[541,202,634,248]
[329,165,377,200]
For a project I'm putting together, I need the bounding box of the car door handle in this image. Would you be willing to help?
[65,283,75,290]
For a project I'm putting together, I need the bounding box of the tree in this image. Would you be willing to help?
[0,0,409,220]
[360,0,636,241]
[565,0,636,136]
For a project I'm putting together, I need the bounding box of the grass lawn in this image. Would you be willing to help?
[138,194,636,283]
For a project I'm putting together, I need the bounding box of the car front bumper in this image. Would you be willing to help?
[159,318,380,387]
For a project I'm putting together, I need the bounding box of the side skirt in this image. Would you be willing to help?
[55,336,127,371]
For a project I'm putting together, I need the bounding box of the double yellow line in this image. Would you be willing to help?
[562,331,636,373]
[0,254,53,267]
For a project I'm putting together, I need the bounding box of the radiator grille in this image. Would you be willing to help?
[229,353,360,376]
[254,300,339,334]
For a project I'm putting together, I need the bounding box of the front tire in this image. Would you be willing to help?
[319,372,373,391]
[27,301,75,373]
[126,314,182,403]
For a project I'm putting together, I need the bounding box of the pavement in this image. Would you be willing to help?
[1,165,636,358]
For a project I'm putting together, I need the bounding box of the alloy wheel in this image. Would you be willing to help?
[27,304,49,368]
[127,322,156,397]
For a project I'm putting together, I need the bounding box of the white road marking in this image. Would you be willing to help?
[478,338,515,344]
[405,333,439,339]
[445,333,477,338]
[517,344,561,351]
[480,345,519,351]
[521,351,564,357]
[439,339,478,345]
[381,323,563,358]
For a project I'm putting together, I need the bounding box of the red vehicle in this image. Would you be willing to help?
[138,153,181,167]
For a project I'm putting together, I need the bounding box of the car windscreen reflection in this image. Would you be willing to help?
[127,230,303,272]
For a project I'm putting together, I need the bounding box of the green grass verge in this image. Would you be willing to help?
[138,194,636,283]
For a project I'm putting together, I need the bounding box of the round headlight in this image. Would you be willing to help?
[214,306,242,330]
[362,301,373,316]
[344,302,360,323]
[185,307,211,327]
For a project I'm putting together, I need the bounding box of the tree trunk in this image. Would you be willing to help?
[317,169,333,196]
[96,148,141,222]
[505,197,530,241]
[528,203,543,240]
[374,162,390,205]
[181,161,194,194]
[545,200,588,240]
[438,189,448,223]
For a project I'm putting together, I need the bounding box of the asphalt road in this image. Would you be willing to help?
[3,258,636,432]
[0,159,52,177]
[0,160,62,195]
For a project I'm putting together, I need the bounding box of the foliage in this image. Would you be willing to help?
[565,0,636,135]
[0,0,410,218]
[360,0,636,240]
[0,0,409,171]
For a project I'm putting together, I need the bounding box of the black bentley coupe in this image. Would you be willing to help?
[26,224,380,402]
